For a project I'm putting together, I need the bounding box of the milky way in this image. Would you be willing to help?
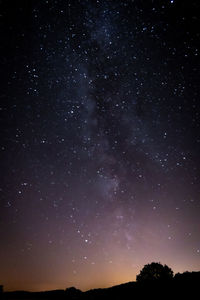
[1,0,200,292]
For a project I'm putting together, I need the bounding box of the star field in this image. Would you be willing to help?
[0,0,200,292]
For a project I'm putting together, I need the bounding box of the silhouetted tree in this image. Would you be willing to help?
[136,262,173,282]
[0,285,3,293]
[65,287,82,299]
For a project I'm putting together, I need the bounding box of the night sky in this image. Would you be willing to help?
[1,0,200,292]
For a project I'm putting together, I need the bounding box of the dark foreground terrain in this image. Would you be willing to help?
[1,271,200,300]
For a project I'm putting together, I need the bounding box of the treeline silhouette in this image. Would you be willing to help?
[1,262,200,300]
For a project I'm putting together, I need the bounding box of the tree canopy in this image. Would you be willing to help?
[136,262,173,282]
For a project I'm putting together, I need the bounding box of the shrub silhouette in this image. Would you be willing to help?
[136,262,173,282]
[174,271,200,282]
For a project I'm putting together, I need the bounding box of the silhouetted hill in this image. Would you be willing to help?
[1,272,200,300]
